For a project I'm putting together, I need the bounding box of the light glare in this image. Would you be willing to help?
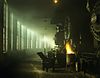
[54,0,58,4]
[66,42,74,54]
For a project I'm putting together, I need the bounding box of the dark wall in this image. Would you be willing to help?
[0,0,4,53]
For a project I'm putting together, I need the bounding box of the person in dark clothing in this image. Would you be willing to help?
[82,60,87,74]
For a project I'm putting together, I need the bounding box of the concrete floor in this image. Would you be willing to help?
[0,52,97,78]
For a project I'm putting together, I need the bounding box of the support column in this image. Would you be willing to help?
[32,35,36,49]
[24,28,27,49]
[19,24,21,50]
[8,9,11,51]
[13,17,17,50]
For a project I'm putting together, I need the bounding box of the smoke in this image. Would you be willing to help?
[7,0,56,38]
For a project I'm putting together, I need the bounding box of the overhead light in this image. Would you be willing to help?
[53,0,58,4]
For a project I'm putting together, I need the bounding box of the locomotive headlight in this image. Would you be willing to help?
[91,13,97,24]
